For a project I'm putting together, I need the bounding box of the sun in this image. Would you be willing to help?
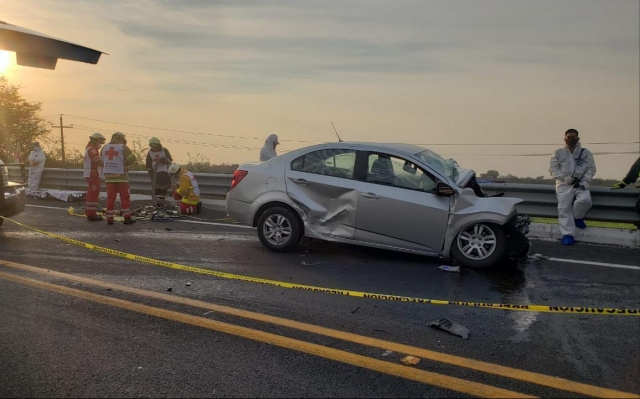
[0,51,13,73]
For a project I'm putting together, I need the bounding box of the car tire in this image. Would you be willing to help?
[450,223,507,269]
[257,206,303,252]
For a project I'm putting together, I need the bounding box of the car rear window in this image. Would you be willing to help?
[291,149,356,179]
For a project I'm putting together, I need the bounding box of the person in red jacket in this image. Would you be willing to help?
[101,132,137,225]
[83,133,106,221]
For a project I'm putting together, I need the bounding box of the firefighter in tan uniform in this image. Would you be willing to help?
[168,163,202,215]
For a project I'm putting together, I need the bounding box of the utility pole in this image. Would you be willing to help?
[51,115,73,163]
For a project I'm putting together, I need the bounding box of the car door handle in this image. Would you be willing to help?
[292,178,310,186]
[361,192,379,199]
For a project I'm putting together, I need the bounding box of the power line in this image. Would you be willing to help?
[68,126,635,157]
[64,114,322,144]
[420,142,640,146]
[439,151,639,157]
[71,126,264,151]
[63,112,639,147]
[72,124,297,152]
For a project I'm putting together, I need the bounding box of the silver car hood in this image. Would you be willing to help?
[455,168,476,188]
[452,188,523,215]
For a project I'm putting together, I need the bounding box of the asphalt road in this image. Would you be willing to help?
[1,199,639,398]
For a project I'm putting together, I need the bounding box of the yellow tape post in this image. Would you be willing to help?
[1,216,638,316]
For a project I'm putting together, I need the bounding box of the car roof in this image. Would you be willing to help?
[304,141,428,156]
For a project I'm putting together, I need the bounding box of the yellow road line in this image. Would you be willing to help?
[0,270,533,399]
[1,259,637,398]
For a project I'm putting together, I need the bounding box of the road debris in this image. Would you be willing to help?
[301,261,322,266]
[528,253,550,261]
[114,239,121,242]
[400,356,421,366]
[438,265,460,273]
[382,350,393,357]
[186,282,192,287]
[166,287,172,292]
[429,317,470,340]
[350,306,360,314]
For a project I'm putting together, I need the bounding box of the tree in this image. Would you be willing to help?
[483,170,500,179]
[0,77,50,163]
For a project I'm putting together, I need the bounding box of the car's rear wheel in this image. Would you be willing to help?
[257,206,303,252]
[450,223,506,269]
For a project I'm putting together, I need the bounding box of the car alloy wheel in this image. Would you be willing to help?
[257,206,303,252]
[263,214,293,246]
[456,223,497,261]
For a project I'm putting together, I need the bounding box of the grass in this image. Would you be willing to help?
[531,217,638,230]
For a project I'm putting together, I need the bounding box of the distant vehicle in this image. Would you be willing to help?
[226,142,530,269]
[0,159,26,227]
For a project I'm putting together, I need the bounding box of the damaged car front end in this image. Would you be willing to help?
[449,166,532,264]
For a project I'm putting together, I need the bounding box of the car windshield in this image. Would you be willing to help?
[416,149,461,182]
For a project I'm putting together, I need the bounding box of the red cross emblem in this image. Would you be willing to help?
[105,147,119,160]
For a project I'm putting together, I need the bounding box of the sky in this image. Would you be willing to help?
[1,0,638,179]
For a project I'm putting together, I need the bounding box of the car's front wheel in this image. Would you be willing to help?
[257,206,303,252]
[450,223,507,269]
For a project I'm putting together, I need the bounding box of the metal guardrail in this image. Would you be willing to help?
[37,168,232,197]
[480,183,639,224]
[34,168,640,225]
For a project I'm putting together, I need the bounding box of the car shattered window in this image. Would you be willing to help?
[416,149,460,182]
[291,149,356,179]
[366,154,436,192]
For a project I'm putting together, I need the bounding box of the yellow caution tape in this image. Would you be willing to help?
[1,215,638,316]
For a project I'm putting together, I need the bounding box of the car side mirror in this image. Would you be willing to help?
[436,182,455,197]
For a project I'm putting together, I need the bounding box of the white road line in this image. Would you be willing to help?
[548,257,640,271]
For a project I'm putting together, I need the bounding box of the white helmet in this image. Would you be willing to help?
[168,163,180,175]
[90,132,106,141]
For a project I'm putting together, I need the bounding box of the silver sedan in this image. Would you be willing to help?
[226,142,530,269]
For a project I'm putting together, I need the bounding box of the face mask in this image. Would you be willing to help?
[566,137,578,147]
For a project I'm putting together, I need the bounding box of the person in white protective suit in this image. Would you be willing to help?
[549,129,596,246]
[27,142,46,193]
[259,134,280,162]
